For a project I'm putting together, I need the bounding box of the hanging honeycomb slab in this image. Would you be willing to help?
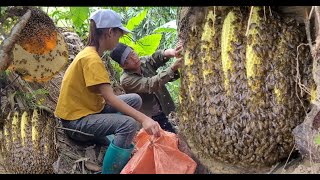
[0,109,57,173]
[8,8,68,83]
[178,6,315,171]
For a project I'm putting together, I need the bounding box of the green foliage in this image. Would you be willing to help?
[132,7,177,50]
[166,79,180,108]
[116,7,177,50]
[126,9,147,32]
[69,7,89,42]
[0,7,19,42]
[48,7,89,42]
[110,59,123,81]
[16,88,49,109]
[154,27,176,34]
[116,8,179,106]
[70,7,89,30]
[119,9,163,56]
[132,34,162,56]
[5,70,10,76]
[49,8,71,26]
[24,88,49,102]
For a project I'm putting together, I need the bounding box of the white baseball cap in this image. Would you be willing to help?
[89,9,131,34]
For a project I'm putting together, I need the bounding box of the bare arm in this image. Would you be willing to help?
[91,83,160,137]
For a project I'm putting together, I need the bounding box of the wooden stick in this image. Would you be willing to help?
[309,6,315,21]
[0,10,31,72]
[264,6,266,21]
[267,162,280,174]
[269,6,272,17]
[56,126,95,137]
[304,8,313,51]
[245,6,254,37]
[281,144,296,174]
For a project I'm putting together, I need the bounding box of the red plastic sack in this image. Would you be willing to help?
[120,128,197,174]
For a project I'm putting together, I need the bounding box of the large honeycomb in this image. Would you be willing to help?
[0,109,57,173]
[178,6,314,170]
[8,8,68,83]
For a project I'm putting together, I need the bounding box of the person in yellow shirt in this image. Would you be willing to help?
[55,9,160,174]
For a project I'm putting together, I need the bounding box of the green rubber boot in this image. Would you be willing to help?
[102,140,134,174]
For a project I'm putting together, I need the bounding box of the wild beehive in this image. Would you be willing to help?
[0,109,57,173]
[178,6,315,171]
[6,8,68,82]
[0,7,68,173]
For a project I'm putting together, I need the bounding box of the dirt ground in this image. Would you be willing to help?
[0,150,319,174]
[272,157,320,174]
[195,155,320,174]
[178,135,320,174]
[0,131,319,174]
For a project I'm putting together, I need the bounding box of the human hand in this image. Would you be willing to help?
[142,117,161,138]
[170,57,183,72]
[175,39,183,58]
[174,45,183,58]
[164,49,176,58]
[177,39,183,47]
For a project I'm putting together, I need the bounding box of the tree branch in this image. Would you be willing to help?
[56,126,94,137]
[0,9,31,72]
[245,6,254,37]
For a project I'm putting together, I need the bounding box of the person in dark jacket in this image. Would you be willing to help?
[110,42,183,133]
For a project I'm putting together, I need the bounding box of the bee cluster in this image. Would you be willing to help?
[0,109,57,173]
[179,6,314,169]
[8,8,68,83]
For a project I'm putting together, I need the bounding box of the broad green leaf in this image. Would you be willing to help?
[126,9,147,31]
[315,134,320,145]
[153,27,176,33]
[119,35,134,47]
[70,7,89,29]
[132,34,162,56]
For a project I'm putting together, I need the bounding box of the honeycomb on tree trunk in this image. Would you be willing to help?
[0,109,57,173]
[7,8,68,83]
[178,6,314,170]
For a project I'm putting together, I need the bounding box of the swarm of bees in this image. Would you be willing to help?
[179,6,314,169]
[8,8,68,82]
[0,109,57,173]
[0,8,66,173]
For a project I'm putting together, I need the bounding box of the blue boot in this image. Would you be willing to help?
[102,140,134,174]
